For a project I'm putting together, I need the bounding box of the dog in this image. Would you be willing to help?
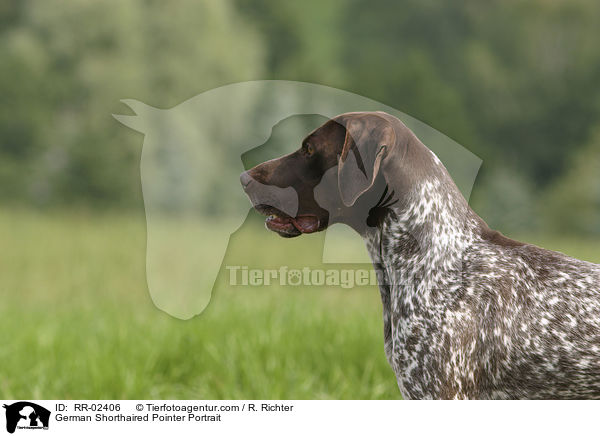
[240,111,600,399]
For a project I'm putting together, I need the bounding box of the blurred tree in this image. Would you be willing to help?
[337,0,600,186]
[469,165,540,235]
[460,0,600,185]
[0,0,599,234]
[543,126,600,236]
[237,0,600,190]
[0,0,263,208]
[236,0,346,84]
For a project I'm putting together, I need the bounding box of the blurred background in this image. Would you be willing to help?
[1,0,599,399]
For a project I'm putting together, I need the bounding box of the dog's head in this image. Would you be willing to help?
[240,111,408,237]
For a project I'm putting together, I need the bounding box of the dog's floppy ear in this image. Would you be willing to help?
[337,116,394,207]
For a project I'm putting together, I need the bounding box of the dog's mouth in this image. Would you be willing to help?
[255,205,320,238]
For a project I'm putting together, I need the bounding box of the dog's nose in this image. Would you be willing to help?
[240,171,254,191]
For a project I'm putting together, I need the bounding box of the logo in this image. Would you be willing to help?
[3,402,50,434]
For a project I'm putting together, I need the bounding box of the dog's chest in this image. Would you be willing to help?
[366,229,479,399]
[367,226,600,399]
[385,274,482,398]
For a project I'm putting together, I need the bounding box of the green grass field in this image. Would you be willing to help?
[1,210,599,399]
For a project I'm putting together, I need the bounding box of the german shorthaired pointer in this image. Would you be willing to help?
[240,111,600,399]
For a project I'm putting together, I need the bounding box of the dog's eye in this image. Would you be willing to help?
[305,144,314,156]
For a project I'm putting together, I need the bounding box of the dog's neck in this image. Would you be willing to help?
[363,155,482,293]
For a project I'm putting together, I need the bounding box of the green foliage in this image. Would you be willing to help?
[470,166,540,235]
[543,126,600,236]
[0,0,599,234]
[230,0,600,234]
[334,0,600,186]
[0,0,263,208]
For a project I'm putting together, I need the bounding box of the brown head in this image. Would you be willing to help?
[240,111,427,237]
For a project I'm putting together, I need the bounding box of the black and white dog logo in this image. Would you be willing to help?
[3,402,50,433]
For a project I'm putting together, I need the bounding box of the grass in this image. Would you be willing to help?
[0,209,598,399]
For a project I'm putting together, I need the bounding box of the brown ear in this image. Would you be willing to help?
[337,117,393,207]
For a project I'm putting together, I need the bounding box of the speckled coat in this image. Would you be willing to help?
[364,148,600,399]
[242,111,600,399]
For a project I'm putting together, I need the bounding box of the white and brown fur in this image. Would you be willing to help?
[241,111,600,399]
